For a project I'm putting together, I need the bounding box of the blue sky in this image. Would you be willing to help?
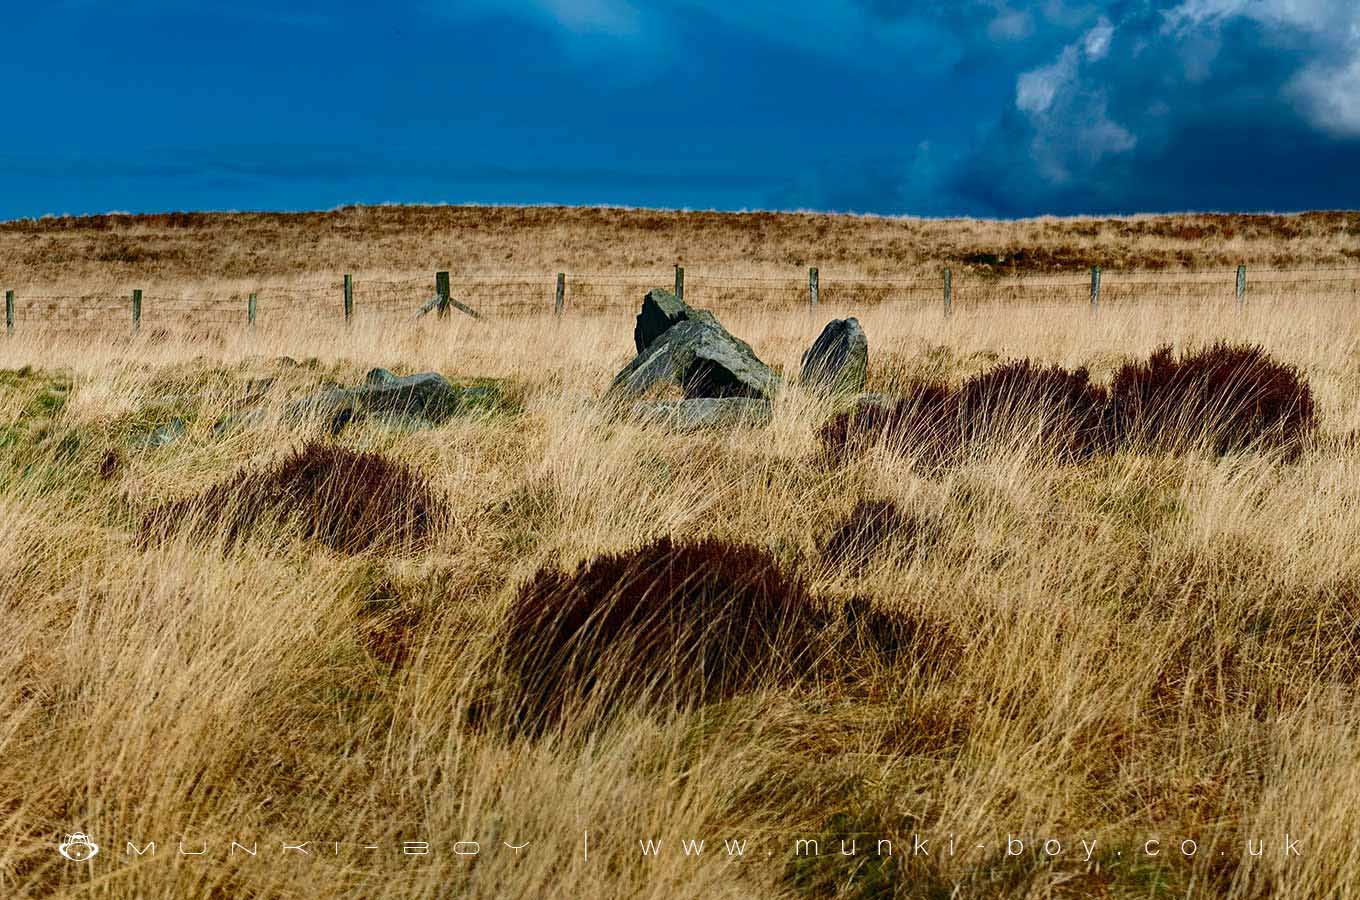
[3,0,1358,218]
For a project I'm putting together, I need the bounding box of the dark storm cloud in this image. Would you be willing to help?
[933,1,1360,215]
[2,0,1357,217]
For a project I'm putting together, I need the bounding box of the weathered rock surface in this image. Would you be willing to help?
[627,397,774,432]
[633,289,721,352]
[611,293,780,401]
[129,418,186,449]
[217,369,500,434]
[801,318,868,395]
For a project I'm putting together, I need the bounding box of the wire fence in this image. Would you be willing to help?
[5,265,1360,335]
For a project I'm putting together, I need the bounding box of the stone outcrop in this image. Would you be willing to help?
[610,291,780,402]
[217,369,500,434]
[627,397,774,432]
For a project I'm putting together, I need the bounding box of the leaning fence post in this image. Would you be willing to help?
[809,266,819,307]
[248,293,257,327]
[343,274,353,322]
[1236,264,1247,307]
[1089,266,1101,311]
[943,267,952,317]
[674,265,684,301]
[555,272,565,316]
[5,290,13,336]
[435,271,450,318]
[132,289,142,330]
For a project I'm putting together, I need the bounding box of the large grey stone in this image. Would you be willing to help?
[353,369,469,422]
[801,318,868,395]
[627,398,774,432]
[609,320,780,401]
[612,292,781,401]
[632,288,751,355]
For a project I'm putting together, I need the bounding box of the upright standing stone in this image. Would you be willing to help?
[801,318,868,395]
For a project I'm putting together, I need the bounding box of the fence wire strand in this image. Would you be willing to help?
[4,266,1360,332]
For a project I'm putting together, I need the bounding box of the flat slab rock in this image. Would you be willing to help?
[627,398,774,432]
[216,369,498,434]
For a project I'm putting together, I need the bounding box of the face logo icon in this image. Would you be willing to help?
[57,833,99,862]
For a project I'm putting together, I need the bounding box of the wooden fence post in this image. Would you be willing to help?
[132,289,142,330]
[1236,264,1247,307]
[436,271,450,318]
[343,274,353,322]
[555,273,565,316]
[809,266,819,307]
[5,290,12,336]
[943,267,952,317]
[248,293,257,327]
[1090,266,1101,311]
[674,265,684,301]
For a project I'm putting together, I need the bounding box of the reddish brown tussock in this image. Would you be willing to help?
[954,360,1108,458]
[97,448,121,481]
[1106,342,1316,457]
[818,361,1107,464]
[817,383,953,464]
[140,442,448,554]
[360,601,425,673]
[821,344,1314,464]
[499,536,825,733]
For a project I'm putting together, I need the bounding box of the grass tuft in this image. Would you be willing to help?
[140,441,449,555]
[1106,341,1316,456]
[499,536,825,734]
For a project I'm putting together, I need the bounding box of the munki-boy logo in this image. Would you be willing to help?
[57,833,99,861]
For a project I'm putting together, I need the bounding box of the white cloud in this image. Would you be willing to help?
[1083,16,1114,60]
[1291,54,1360,136]
[1016,44,1079,114]
[1164,0,1340,32]
[988,7,1034,40]
[1014,19,1136,184]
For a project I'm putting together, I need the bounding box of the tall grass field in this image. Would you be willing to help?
[2,206,1359,898]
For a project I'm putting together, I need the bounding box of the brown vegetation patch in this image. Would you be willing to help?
[1106,342,1316,457]
[97,448,121,481]
[4,206,1358,288]
[822,345,1315,464]
[358,594,424,673]
[499,536,826,733]
[841,596,959,675]
[140,441,448,554]
[955,360,1108,458]
[819,361,1107,464]
[817,385,953,464]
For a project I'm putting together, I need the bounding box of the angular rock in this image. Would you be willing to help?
[627,397,774,432]
[631,288,746,353]
[612,296,780,401]
[801,318,868,395]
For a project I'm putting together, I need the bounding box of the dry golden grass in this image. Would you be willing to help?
[3,208,1360,898]
[3,204,1359,288]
